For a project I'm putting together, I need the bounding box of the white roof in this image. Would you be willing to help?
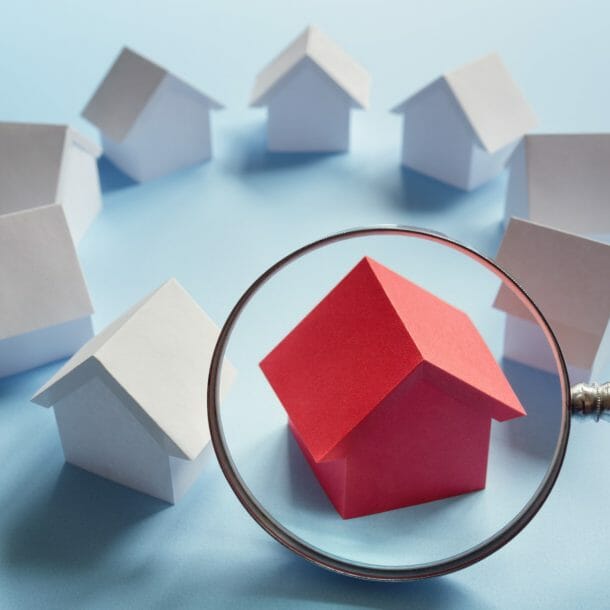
[494,218,610,366]
[33,279,235,462]
[250,25,370,109]
[0,204,93,341]
[392,53,537,154]
[517,133,610,234]
[0,122,100,217]
[83,47,224,143]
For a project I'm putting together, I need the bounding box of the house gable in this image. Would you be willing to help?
[306,363,493,518]
[266,58,352,151]
[493,218,610,371]
[103,74,215,181]
[395,79,475,188]
[261,257,524,466]
[251,25,370,109]
[83,47,222,146]
[54,374,176,502]
[34,280,234,462]
[392,53,536,189]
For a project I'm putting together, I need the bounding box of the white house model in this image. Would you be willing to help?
[493,218,610,384]
[82,47,223,182]
[0,204,94,378]
[32,279,235,504]
[250,25,370,152]
[505,133,610,239]
[0,122,102,245]
[391,53,537,191]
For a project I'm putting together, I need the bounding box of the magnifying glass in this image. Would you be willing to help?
[207,226,609,581]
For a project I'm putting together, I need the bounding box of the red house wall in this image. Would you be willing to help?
[294,363,492,519]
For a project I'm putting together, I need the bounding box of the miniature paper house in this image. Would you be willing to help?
[494,218,610,384]
[260,257,525,519]
[0,204,94,378]
[82,47,223,182]
[32,279,235,504]
[250,25,370,152]
[0,122,102,245]
[505,134,610,239]
[391,53,537,191]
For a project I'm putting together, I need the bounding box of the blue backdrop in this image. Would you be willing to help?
[1,1,609,608]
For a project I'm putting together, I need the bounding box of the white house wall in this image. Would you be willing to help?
[266,59,351,152]
[0,316,93,379]
[467,138,519,191]
[169,448,208,503]
[526,135,610,235]
[53,375,176,502]
[57,141,102,245]
[103,74,212,182]
[503,140,530,227]
[503,314,590,384]
[400,79,473,189]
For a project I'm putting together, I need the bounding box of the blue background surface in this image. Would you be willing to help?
[1,1,610,608]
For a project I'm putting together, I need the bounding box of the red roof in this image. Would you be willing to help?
[260,257,525,463]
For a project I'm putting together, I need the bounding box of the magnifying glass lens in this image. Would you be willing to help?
[211,231,568,579]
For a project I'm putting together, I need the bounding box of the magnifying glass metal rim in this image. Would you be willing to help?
[207,225,571,582]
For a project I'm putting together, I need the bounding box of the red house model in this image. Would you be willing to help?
[260,257,526,519]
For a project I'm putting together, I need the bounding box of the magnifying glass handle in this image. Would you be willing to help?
[571,382,610,421]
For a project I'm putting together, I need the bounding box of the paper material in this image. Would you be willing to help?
[53,376,208,503]
[250,25,370,152]
[265,59,351,152]
[0,122,102,244]
[0,317,93,379]
[83,47,223,182]
[494,218,610,376]
[503,315,590,384]
[392,79,517,190]
[250,25,370,109]
[0,204,93,378]
[444,53,537,154]
[261,257,525,519]
[32,279,235,503]
[392,53,536,190]
[57,132,103,244]
[505,134,610,236]
[101,75,215,182]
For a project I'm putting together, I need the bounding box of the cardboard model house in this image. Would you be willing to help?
[32,279,235,504]
[82,47,223,182]
[494,218,610,384]
[0,204,94,378]
[250,25,370,152]
[0,122,102,245]
[261,257,525,519]
[391,53,537,191]
[505,134,610,239]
